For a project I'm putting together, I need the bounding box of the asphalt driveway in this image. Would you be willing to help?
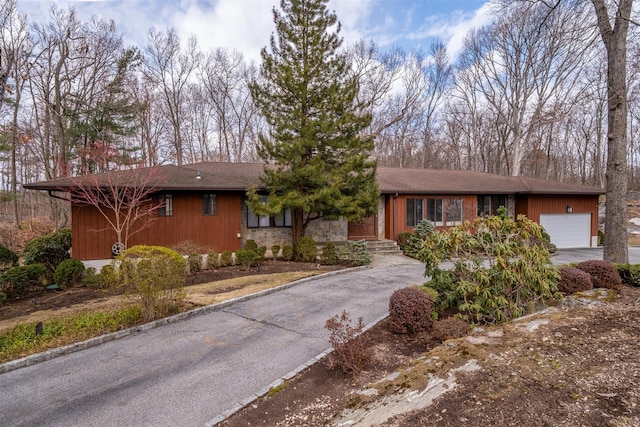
[0,248,637,427]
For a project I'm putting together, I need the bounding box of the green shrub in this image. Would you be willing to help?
[22,228,72,277]
[557,266,593,295]
[271,245,281,260]
[576,260,623,291]
[207,251,220,269]
[117,245,187,322]
[282,245,294,261]
[320,242,339,265]
[616,263,640,287]
[54,259,85,290]
[396,232,412,249]
[294,237,317,262]
[0,244,18,272]
[220,250,233,267]
[187,254,202,274]
[337,240,371,266]
[236,249,257,270]
[0,264,48,298]
[244,239,258,251]
[257,245,267,261]
[388,287,433,334]
[404,220,435,258]
[421,214,560,324]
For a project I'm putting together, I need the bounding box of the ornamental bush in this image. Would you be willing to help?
[557,266,593,295]
[270,245,281,260]
[244,239,258,251]
[336,240,371,266]
[396,232,412,249]
[207,251,220,269]
[421,214,560,324]
[0,245,18,273]
[294,237,317,262]
[117,245,187,321]
[576,260,623,291]
[236,249,257,270]
[22,228,72,277]
[0,264,48,298]
[54,258,85,290]
[404,220,435,258]
[220,250,233,267]
[281,245,294,261]
[388,287,433,334]
[186,254,202,274]
[324,310,372,375]
[616,264,640,287]
[320,242,339,265]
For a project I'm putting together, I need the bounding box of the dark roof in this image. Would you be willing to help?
[376,167,604,196]
[23,162,604,196]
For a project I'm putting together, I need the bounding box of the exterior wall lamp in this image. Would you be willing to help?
[566,205,572,213]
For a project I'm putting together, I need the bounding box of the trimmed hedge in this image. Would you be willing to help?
[294,237,317,262]
[616,264,640,287]
[0,264,48,298]
[54,258,85,290]
[576,260,623,291]
[388,287,433,334]
[557,266,593,295]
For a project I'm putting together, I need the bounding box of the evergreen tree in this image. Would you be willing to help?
[248,0,378,245]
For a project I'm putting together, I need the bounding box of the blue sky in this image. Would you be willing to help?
[16,0,493,62]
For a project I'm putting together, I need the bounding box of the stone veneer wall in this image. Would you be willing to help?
[240,204,348,248]
[377,196,386,239]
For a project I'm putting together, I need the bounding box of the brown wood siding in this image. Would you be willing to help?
[517,194,599,237]
[71,192,243,260]
[385,194,477,240]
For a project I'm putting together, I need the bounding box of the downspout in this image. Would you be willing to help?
[392,193,398,241]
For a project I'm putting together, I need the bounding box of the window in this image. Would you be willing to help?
[202,194,217,216]
[445,199,463,226]
[406,198,424,227]
[477,195,507,216]
[426,199,443,226]
[158,194,173,217]
[247,195,292,228]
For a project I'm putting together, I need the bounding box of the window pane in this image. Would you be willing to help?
[427,199,443,226]
[248,208,259,227]
[446,199,462,226]
[158,194,173,217]
[406,199,415,227]
[284,208,292,226]
[203,194,216,215]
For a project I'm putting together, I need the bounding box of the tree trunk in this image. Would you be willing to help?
[591,0,632,263]
[291,207,305,248]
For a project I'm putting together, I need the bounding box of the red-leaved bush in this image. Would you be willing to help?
[557,266,593,295]
[324,310,372,375]
[576,260,623,291]
[432,317,470,342]
[388,287,433,334]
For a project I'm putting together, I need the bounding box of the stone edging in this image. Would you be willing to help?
[0,265,371,375]
[204,313,389,427]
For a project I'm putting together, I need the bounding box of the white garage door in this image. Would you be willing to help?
[539,213,591,248]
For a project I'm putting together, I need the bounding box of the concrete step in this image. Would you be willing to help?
[365,240,404,255]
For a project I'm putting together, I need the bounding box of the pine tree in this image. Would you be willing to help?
[248,0,378,245]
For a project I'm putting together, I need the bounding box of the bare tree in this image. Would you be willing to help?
[144,28,201,165]
[591,0,635,263]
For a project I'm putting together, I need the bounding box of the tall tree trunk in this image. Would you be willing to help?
[291,207,305,248]
[591,0,632,263]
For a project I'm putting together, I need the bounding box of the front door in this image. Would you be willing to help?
[348,215,378,240]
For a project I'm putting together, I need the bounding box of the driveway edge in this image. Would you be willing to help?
[205,313,389,427]
[0,265,370,375]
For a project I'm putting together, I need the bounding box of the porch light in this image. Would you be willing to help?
[196,169,202,180]
[566,205,572,213]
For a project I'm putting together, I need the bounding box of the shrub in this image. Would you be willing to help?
[616,264,640,287]
[236,249,257,270]
[324,310,372,375]
[89,264,120,293]
[396,232,412,249]
[270,245,281,260]
[0,291,6,306]
[282,245,294,261]
[207,251,220,269]
[320,242,339,265]
[244,239,258,251]
[0,264,48,298]
[432,317,470,342]
[421,214,560,324]
[187,254,202,274]
[22,228,72,278]
[117,245,187,322]
[388,287,433,334]
[337,240,371,266]
[256,246,267,262]
[404,220,435,258]
[220,250,233,267]
[294,236,317,262]
[54,259,85,290]
[576,260,623,291]
[0,245,18,272]
[557,266,593,295]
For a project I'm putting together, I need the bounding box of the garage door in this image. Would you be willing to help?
[539,213,591,248]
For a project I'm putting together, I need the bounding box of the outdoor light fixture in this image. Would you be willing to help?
[196,169,202,180]
[566,205,572,213]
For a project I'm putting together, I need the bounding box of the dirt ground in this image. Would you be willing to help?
[221,286,640,427]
